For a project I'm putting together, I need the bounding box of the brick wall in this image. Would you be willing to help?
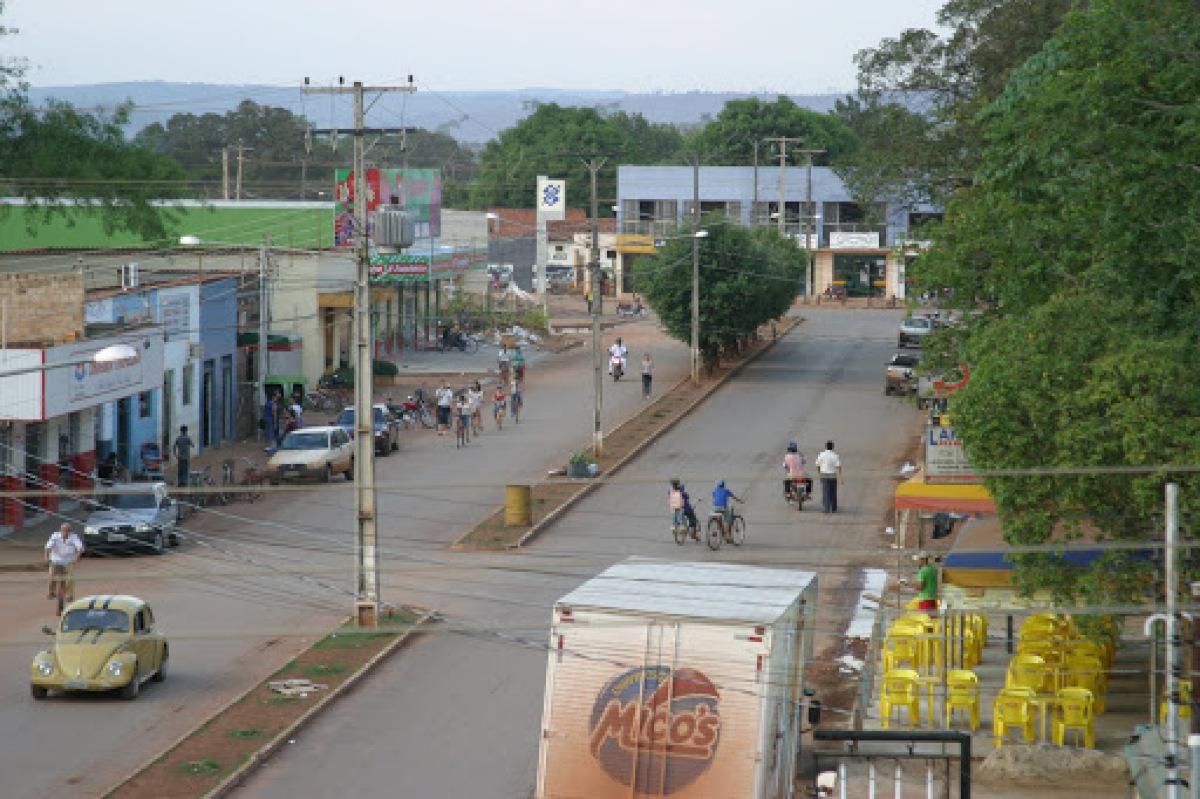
[0,272,84,345]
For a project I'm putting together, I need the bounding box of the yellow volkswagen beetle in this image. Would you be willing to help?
[30,595,168,700]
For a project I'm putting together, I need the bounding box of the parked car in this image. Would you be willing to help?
[332,405,400,456]
[898,315,936,348]
[31,595,167,700]
[885,353,921,395]
[83,482,178,555]
[267,426,353,483]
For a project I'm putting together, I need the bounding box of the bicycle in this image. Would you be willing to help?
[671,503,700,545]
[239,458,264,502]
[49,564,74,616]
[510,390,522,424]
[221,459,237,503]
[706,506,746,551]
[455,412,469,448]
[493,399,506,431]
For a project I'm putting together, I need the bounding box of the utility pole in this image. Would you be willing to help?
[751,140,760,225]
[233,143,253,201]
[795,147,825,297]
[303,77,416,628]
[584,155,607,456]
[1167,482,1183,799]
[222,147,231,201]
[691,160,701,384]
[257,235,271,417]
[763,137,801,236]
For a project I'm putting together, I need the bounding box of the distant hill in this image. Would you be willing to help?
[25,82,845,143]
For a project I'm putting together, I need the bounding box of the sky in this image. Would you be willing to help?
[5,0,946,93]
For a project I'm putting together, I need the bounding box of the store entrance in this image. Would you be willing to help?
[833,254,888,297]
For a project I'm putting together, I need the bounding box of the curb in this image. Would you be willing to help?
[510,317,803,549]
[101,611,434,799]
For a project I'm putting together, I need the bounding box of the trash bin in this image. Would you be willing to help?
[505,484,532,526]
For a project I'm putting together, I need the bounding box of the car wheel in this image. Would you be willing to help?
[150,531,164,556]
[153,651,167,683]
[31,685,47,700]
[321,464,332,483]
[391,437,399,451]
[169,530,180,547]
[346,457,355,480]
[120,670,140,700]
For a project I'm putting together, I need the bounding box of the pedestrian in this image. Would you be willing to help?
[915,552,940,611]
[468,381,483,436]
[289,394,304,429]
[814,440,843,513]
[262,394,277,449]
[45,522,83,611]
[172,425,194,488]
[585,289,593,315]
[513,348,526,383]
[641,353,653,399]
[283,409,298,438]
[497,345,512,385]
[435,381,454,436]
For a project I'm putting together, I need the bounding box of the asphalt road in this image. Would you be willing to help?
[0,318,688,799]
[235,308,919,799]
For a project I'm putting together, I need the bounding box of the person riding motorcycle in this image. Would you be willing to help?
[783,441,812,500]
[669,478,699,540]
[608,337,628,376]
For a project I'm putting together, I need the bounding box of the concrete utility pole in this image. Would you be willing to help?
[233,143,253,201]
[763,137,802,236]
[751,140,760,224]
[584,155,608,456]
[691,160,701,384]
[257,235,272,413]
[222,147,231,201]
[303,78,416,628]
[1167,482,1183,799]
[794,148,825,297]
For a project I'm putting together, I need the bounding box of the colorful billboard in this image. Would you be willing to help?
[334,168,442,247]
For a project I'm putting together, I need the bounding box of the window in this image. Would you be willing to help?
[138,391,152,418]
[182,363,194,405]
[605,250,617,261]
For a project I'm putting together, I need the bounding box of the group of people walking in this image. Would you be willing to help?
[261,391,304,451]
[434,348,528,448]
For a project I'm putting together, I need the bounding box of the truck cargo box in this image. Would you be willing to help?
[535,558,818,799]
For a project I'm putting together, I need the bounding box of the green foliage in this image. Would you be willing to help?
[684,96,855,166]
[913,0,1200,603]
[468,103,682,210]
[637,222,802,360]
[834,0,1072,206]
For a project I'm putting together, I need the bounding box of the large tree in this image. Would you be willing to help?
[468,103,683,211]
[915,0,1200,602]
[833,0,1071,208]
[0,2,186,241]
[686,96,855,166]
[637,222,803,364]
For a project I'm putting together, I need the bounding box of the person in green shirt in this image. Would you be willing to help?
[916,552,940,611]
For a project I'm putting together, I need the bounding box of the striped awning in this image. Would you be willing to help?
[894,475,995,514]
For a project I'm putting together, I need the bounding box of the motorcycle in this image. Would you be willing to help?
[387,392,435,429]
[610,353,625,381]
[783,472,813,511]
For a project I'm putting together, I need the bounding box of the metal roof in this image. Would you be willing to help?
[556,558,816,625]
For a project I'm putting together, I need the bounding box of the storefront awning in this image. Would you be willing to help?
[894,474,996,514]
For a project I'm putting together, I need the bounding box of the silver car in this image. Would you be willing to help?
[83,483,179,555]
[898,316,935,348]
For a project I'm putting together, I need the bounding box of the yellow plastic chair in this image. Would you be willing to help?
[993,687,1036,747]
[1053,687,1095,748]
[1007,654,1052,693]
[1066,639,1110,670]
[880,669,922,729]
[883,633,923,672]
[1159,680,1193,725]
[1063,654,1106,713]
[945,669,980,731]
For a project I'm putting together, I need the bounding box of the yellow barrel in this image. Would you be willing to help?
[505,484,532,526]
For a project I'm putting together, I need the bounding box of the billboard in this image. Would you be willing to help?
[924,425,978,482]
[334,168,442,247]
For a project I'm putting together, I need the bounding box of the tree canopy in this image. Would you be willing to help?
[637,221,803,362]
[467,103,683,211]
[833,0,1071,208]
[914,0,1200,602]
[685,96,854,166]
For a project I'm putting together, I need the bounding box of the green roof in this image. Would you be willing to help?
[0,202,334,252]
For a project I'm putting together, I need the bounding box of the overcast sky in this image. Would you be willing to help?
[6,0,945,92]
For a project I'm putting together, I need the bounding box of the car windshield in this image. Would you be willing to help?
[335,409,354,426]
[280,431,328,450]
[106,493,158,510]
[61,608,129,633]
[904,317,932,329]
[891,355,920,367]
[373,407,386,425]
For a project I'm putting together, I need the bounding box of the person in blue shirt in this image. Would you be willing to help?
[711,479,743,531]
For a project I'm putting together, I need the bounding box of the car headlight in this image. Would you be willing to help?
[84,525,98,535]
[136,523,153,532]
[107,660,123,677]
[37,660,54,676]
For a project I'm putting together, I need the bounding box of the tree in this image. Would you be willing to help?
[136,101,478,201]
[686,96,855,166]
[468,103,683,211]
[637,221,803,364]
[833,0,1072,207]
[913,0,1200,602]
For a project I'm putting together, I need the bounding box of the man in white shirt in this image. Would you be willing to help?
[435,381,455,436]
[608,337,628,375]
[45,523,84,604]
[814,440,843,513]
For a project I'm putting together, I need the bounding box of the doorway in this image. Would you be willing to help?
[202,360,214,448]
[221,355,233,443]
[162,369,174,455]
[116,398,131,468]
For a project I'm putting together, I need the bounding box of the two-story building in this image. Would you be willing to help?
[616,165,941,299]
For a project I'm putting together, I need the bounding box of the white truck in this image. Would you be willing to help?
[535,558,819,799]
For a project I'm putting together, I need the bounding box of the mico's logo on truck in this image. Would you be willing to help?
[588,666,721,793]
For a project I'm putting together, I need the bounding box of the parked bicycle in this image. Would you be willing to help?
[437,331,480,354]
[706,505,746,551]
[220,458,264,503]
[303,388,342,412]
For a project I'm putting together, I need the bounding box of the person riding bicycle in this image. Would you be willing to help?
[509,376,523,419]
[669,478,699,540]
[492,382,508,429]
[711,479,743,533]
[783,441,811,499]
